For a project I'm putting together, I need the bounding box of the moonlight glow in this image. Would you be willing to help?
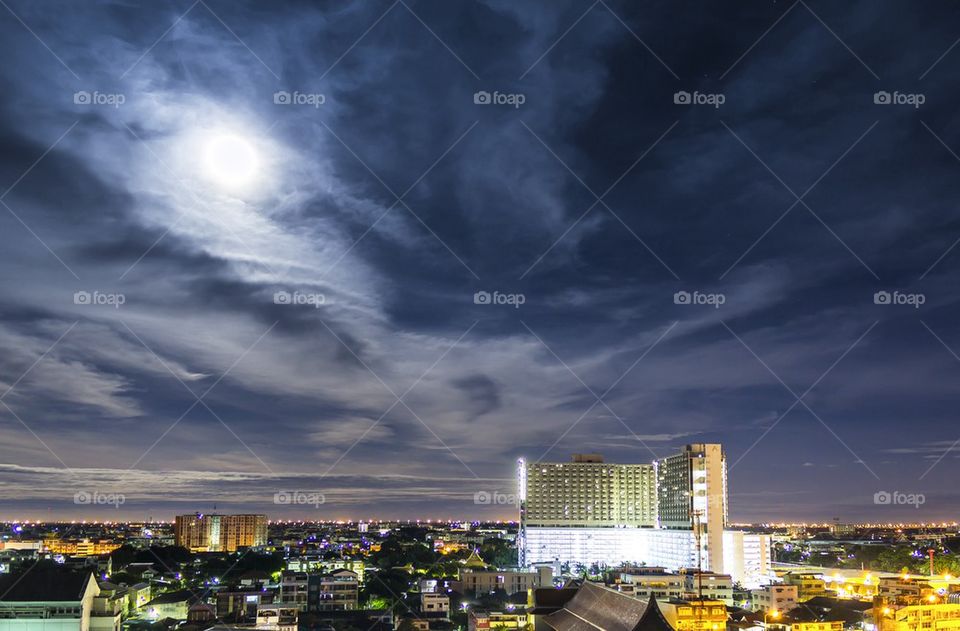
[202,133,260,190]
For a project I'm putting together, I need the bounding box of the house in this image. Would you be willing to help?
[420,593,450,619]
[143,590,197,621]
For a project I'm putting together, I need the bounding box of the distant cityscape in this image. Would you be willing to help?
[2,444,959,631]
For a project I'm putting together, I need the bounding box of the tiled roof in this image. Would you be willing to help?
[541,582,673,631]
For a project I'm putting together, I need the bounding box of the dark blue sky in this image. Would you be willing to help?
[1,0,959,522]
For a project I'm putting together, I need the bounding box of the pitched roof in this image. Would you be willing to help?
[541,582,672,631]
[464,549,487,569]
[0,571,95,602]
[530,587,582,614]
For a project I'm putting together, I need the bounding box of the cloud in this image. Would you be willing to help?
[1,0,960,521]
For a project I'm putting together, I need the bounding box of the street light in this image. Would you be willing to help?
[765,610,781,629]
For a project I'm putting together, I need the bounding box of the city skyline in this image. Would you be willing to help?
[1,2,960,522]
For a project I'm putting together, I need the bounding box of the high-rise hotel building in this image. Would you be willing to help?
[175,513,268,552]
[519,444,770,588]
[521,453,657,527]
[656,443,728,576]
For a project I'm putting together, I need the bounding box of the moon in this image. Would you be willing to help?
[202,133,260,190]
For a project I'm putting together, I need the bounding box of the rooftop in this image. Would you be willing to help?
[0,571,95,602]
[542,582,673,631]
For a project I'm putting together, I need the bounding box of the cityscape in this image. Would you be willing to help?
[2,3,960,631]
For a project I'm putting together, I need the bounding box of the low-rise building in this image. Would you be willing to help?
[459,566,553,597]
[125,583,151,615]
[308,569,359,612]
[142,590,196,621]
[420,593,450,619]
[619,569,684,601]
[256,604,298,631]
[285,558,365,583]
[753,585,799,614]
[43,540,122,558]
[215,589,274,621]
[468,610,529,631]
[782,574,828,602]
[278,571,308,611]
[877,577,932,604]
[657,598,728,631]
[0,571,118,631]
[877,602,960,631]
[679,570,734,606]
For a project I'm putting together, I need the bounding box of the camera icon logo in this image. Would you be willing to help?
[474,91,491,105]
[874,91,891,105]
[474,291,491,305]
[474,491,492,505]
[874,491,892,505]
[874,291,891,305]
[674,291,691,305]
[273,291,292,305]
[74,490,92,504]
[74,291,91,305]
[274,91,291,105]
[73,91,91,105]
[674,91,691,105]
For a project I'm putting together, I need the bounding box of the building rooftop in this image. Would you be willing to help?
[541,582,673,631]
[0,570,94,602]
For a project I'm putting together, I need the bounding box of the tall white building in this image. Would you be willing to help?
[656,443,728,572]
[521,454,657,528]
[722,530,772,589]
[519,444,770,588]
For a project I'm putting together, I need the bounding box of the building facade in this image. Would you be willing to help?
[520,444,769,588]
[278,571,308,611]
[468,610,529,631]
[657,599,729,631]
[458,566,553,596]
[656,444,727,572]
[307,570,359,612]
[174,514,267,552]
[0,572,117,631]
[880,603,960,631]
[520,454,657,528]
[751,584,798,613]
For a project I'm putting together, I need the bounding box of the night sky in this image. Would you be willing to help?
[1,0,959,522]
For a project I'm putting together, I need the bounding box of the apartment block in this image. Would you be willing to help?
[174,514,267,552]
